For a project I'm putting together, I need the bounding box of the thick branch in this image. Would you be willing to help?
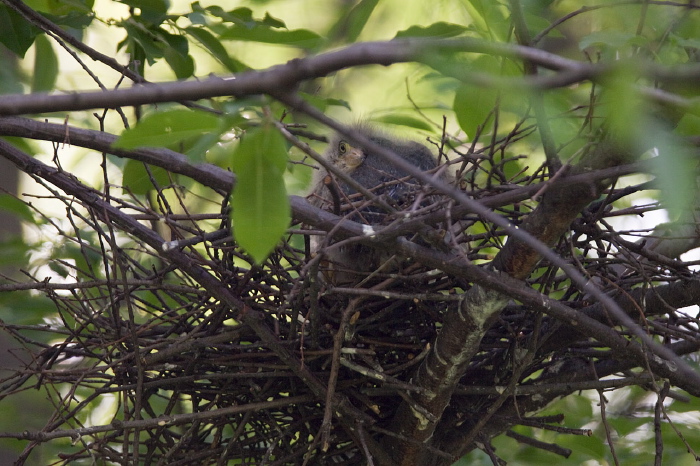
[0,36,698,116]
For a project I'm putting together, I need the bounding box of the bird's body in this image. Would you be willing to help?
[308,125,441,285]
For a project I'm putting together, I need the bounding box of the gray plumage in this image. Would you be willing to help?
[308,125,440,285]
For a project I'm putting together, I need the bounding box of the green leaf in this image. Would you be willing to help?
[0,236,31,268]
[453,83,498,139]
[608,416,649,437]
[230,125,290,263]
[467,0,508,24]
[599,66,645,147]
[41,11,94,31]
[206,6,256,26]
[121,21,165,64]
[195,4,286,29]
[542,89,584,158]
[160,29,188,56]
[158,28,194,78]
[329,0,379,43]
[164,46,194,79]
[579,31,648,53]
[261,12,285,29]
[463,0,509,40]
[395,22,468,39]
[556,433,606,462]
[186,26,247,72]
[454,83,485,138]
[113,109,220,149]
[44,0,95,16]
[374,114,433,132]
[220,25,323,49]
[672,35,700,50]
[0,289,54,325]
[32,35,58,93]
[120,0,169,25]
[524,12,564,38]
[122,159,172,195]
[0,194,34,223]
[297,92,351,112]
[451,54,507,138]
[0,5,41,57]
[39,0,94,37]
[650,133,697,220]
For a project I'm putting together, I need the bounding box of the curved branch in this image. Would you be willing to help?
[2,35,696,116]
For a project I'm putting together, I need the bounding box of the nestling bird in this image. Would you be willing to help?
[308,124,441,285]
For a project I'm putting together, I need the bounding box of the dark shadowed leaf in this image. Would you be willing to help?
[186,26,248,72]
[122,159,172,195]
[0,5,41,57]
[0,194,34,223]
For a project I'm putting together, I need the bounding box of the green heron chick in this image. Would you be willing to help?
[308,125,441,285]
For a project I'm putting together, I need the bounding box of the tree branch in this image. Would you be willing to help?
[1,37,698,116]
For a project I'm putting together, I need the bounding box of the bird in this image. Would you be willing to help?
[307,124,441,285]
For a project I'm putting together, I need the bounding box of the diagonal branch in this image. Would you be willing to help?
[0,138,397,464]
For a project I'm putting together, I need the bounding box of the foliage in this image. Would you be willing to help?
[0,0,700,465]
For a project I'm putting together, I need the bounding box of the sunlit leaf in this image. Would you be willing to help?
[395,22,467,39]
[31,35,58,92]
[556,433,607,461]
[599,66,645,147]
[524,12,564,38]
[329,0,378,43]
[608,416,649,437]
[230,125,290,263]
[452,54,507,138]
[464,0,509,40]
[453,83,498,139]
[579,31,648,55]
[220,25,323,49]
[651,133,697,220]
[374,114,433,132]
[113,109,220,149]
[675,113,700,137]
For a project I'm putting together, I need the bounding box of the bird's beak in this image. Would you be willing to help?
[345,147,365,169]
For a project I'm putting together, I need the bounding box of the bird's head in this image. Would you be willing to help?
[328,138,366,172]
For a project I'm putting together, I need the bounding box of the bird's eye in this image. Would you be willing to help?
[338,141,348,154]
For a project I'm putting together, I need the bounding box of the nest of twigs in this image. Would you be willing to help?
[2,130,698,466]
